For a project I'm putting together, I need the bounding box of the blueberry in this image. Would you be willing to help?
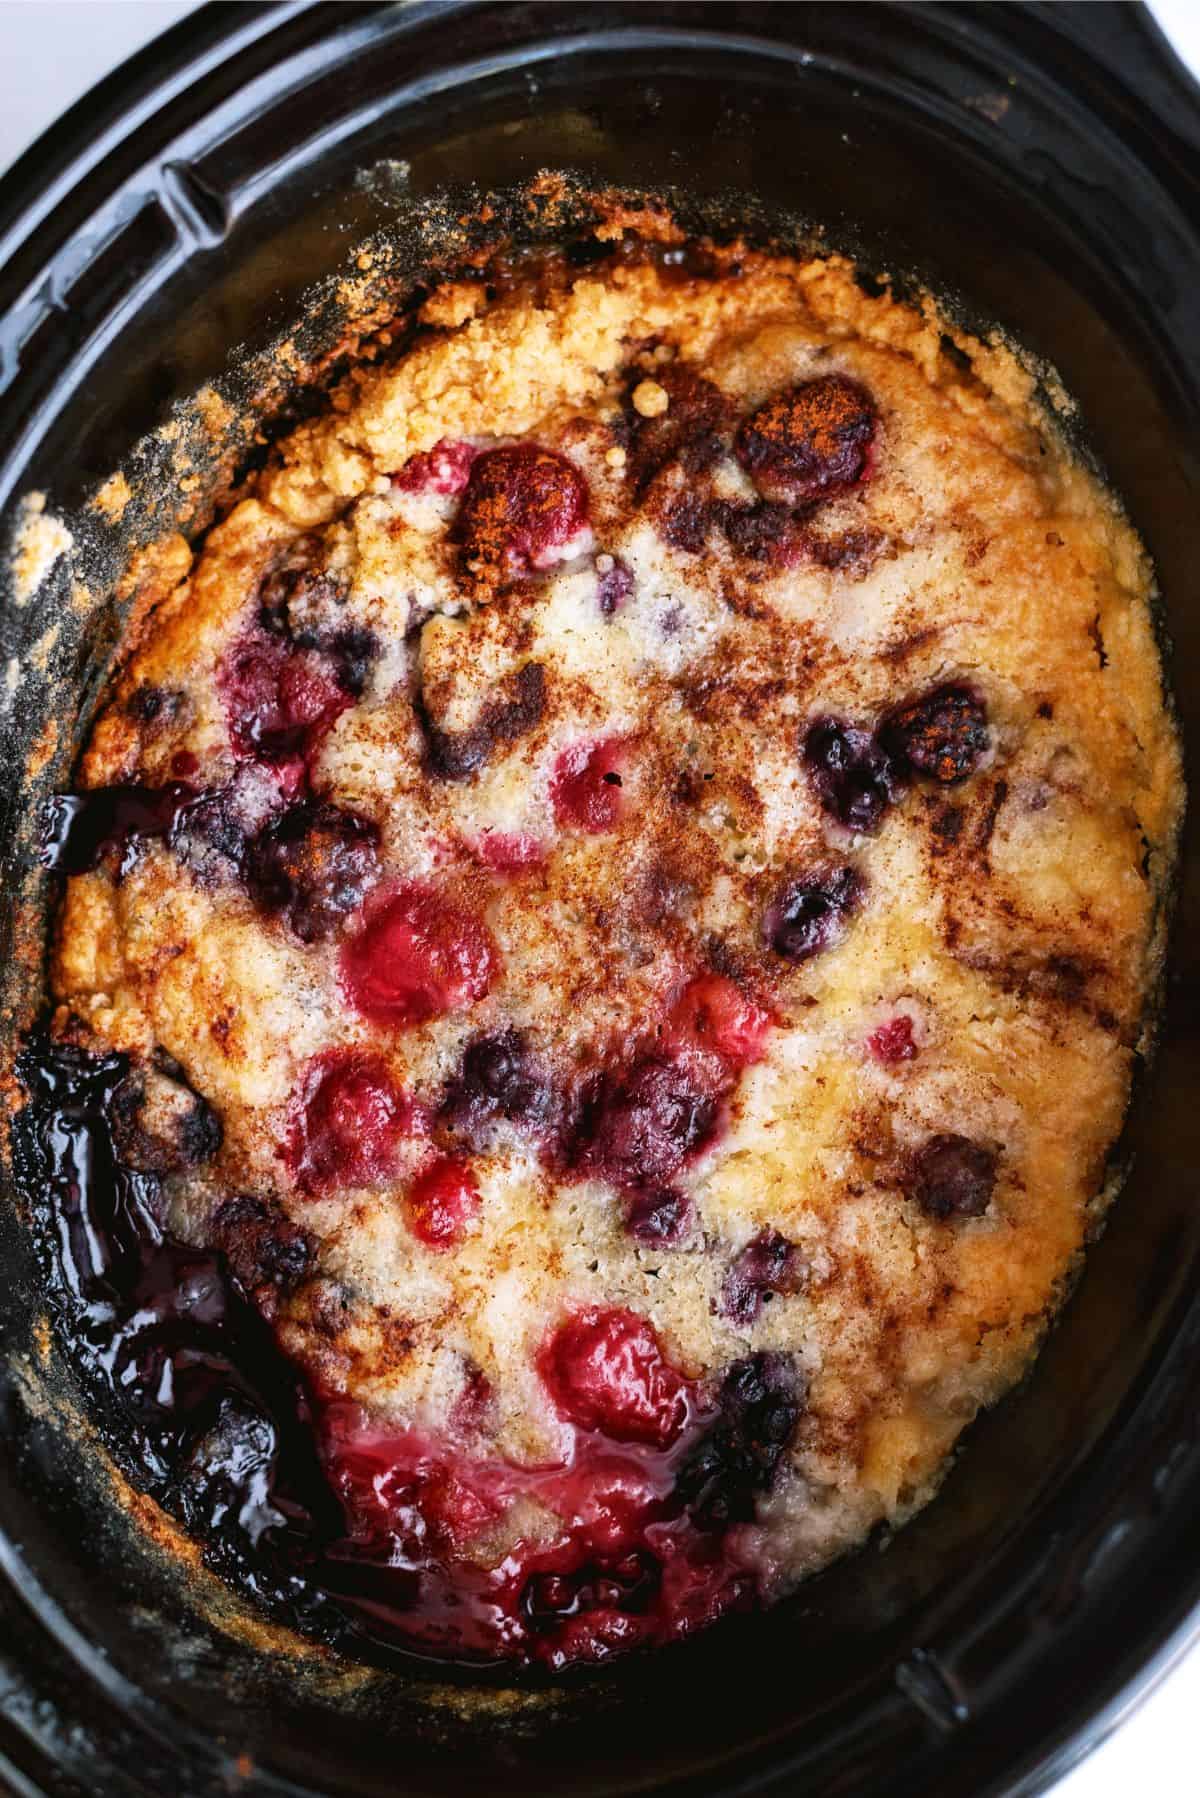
[674,1353,804,1528]
[765,867,863,963]
[909,1134,997,1220]
[720,1230,803,1325]
[573,1058,718,1190]
[803,717,901,834]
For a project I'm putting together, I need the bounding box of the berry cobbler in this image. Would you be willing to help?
[20,219,1181,1670]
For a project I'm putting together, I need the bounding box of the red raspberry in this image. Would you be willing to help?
[868,1015,917,1065]
[457,444,590,590]
[392,438,478,496]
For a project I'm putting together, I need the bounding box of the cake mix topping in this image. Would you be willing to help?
[24,223,1179,1670]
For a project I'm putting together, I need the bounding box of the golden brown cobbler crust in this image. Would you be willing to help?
[50,239,1181,1589]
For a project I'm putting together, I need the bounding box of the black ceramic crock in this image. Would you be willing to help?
[1,4,1199,1794]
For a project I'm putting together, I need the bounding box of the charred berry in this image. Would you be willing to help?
[765,867,863,963]
[720,501,806,568]
[210,1193,315,1320]
[573,1058,719,1191]
[909,1134,997,1220]
[245,802,379,944]
[720,1231,804,1326]
[457,444,589,591]
[110,1064,222,1175]
[657,490,715,554]
[803,717,901,834]
[674,1352,804,1528]
[417,662,546,784]
[735,374,877,507]
[624,364,732,494]
[880,685,989,784]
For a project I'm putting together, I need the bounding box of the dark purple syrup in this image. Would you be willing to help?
[11,1039,343,1631]
[38,784,201,876]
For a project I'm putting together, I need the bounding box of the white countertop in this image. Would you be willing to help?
[0,5,1196,1794]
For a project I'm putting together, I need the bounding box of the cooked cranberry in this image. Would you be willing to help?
[457,445,589,589]
[218,627,352,778]
[245,802,379,943]
[803,717,901,834]
[393,438,478,496]
[665,975,771,1070]
[674,1352,804,1527]
[339,884,498,1028]
[539,1307,690,1446]
[765,867,863,963]
[288,1051,413,1192]
[574,1058,718,1190]
[806,526,884,574]
[626,1187,693,1247]
[909,1134,997,1220]
[880,685,989,784]
[470,829,547,874]
[407,1156,481,1250]
[868,1015,917,1064]
[735,374,877,506]
[596,555,634,615]
[720,1231,803,1326]
[551,738,628,833]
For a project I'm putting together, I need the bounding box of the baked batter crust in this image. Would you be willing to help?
[39,233,1181,1663]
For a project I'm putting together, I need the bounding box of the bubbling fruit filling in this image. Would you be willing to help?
[20,220,1180,1672]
